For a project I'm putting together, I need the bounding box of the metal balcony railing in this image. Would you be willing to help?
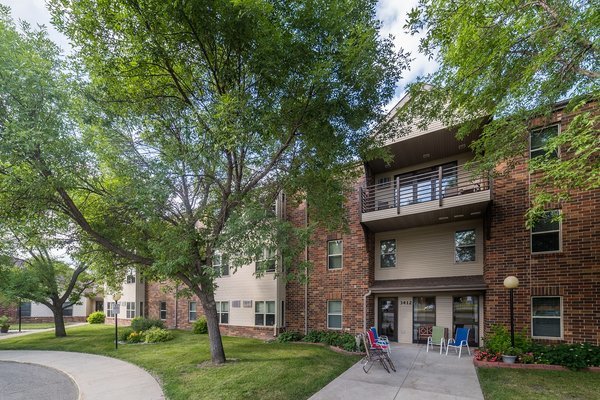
[360,163,491,214]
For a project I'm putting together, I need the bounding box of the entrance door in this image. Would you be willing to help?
[453,296,479,346]
[378,298,397,342]
[413,296,436,343]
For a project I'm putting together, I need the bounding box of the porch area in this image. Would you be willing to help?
[310,343,484,400]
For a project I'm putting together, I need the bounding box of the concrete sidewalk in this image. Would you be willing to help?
[0,323,88,341]
[0,351,164,400]
[310,343,483,400]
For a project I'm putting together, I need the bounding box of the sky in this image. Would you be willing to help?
[2,0,438,109]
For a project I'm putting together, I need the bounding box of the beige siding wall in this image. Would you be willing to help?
[374,219,484,280]
[214,262,279,327]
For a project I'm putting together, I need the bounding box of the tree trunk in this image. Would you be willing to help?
[53,307,67,337]
[196,288,226,364]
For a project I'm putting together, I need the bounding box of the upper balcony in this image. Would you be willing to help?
[360,163,491,231]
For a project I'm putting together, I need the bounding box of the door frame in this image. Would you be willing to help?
[377,297,398,342]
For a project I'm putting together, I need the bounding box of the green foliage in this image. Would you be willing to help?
[529,343,600,371]
[277,331,304,343]
[0,315,10,329]
[126,331,145,344]
[483,324,530,354]
[192,317,208,334]
[302,330,358,352]
[87,311,105,324]
[143,327,174,343]
[400,0,599,224]
[118,328,134,342]
[130,317,165,333]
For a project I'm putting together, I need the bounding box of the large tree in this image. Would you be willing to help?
[1,2,404,363]
[400,0,598,223]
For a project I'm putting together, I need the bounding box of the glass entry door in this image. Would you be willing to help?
[378,298,397,342]
[453,296,479,346]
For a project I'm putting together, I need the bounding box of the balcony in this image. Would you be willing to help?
[360,163,492,231]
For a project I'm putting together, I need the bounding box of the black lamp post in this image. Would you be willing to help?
[503,276,519,347]
[113,293,122,350]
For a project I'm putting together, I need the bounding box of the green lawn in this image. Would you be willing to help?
[0,324,358,400]
[477,367,600,400]
[9,322,76,330]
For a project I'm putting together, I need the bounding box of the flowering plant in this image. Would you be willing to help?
[474,349,501,362]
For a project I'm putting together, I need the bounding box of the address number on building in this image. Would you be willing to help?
[399,300,412,305]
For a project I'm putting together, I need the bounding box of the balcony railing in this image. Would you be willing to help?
[360,163,491,214]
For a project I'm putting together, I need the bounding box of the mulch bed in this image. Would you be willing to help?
[473,358,600,372]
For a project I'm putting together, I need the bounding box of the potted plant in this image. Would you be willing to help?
[0,316,10,333]
[501,346,521,364]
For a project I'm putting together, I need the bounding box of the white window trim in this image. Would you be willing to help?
[213,253,230,277]
[531,210,562,254]
[216,301,229,325]
[327,300,343,330]
[254,300,276,327]
[159,301,167,320]
[256,248,277,273]
[126,302,136,319]
[530,124,560,159]
[379,238,397,269]
[188,301,197,322]
[327,240,343,270]
[454,229,477,263]
[106,302,114,318]
[531,296,563,340]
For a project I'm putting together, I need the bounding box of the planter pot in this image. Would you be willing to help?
[502,355,517,364]
[0,326,9,333]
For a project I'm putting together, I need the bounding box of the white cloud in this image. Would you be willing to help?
[2,0,435,109]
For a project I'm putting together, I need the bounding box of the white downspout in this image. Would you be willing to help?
[363,289,372,333]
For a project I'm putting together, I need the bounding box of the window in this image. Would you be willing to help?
[256,248,276,273]
[213,253,230,277]
[95,300,104,312]
[106,302,114,318]
[327,300,342,330]
[63,305,73,317]
[216,301,229,324]
[327,240,343,269]
[255,301,276,326]
[126,302,136,319]
[126,268,136,284]
[530,125,559,158]
[188,301,197,321]
[19,301,31,317]
[455,229,476,262]
[380,239,396,268]
[159,302,167,320]
[531,210,561,253]
[532,297,562,338]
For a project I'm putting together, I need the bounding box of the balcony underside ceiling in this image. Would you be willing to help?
[370,275,486,293]
[368,128,481,174]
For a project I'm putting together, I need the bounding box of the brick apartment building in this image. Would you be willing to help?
[104,98,598,346]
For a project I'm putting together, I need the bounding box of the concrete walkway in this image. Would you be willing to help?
[0,323,88,341]
[310,343,483,400]
[0,351,164,400]
[0,360,78,400]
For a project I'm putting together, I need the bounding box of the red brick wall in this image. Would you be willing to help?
[485,103,600,345]
[286,174,374,335]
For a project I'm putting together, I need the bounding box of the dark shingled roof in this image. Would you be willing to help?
[370,275,486,293]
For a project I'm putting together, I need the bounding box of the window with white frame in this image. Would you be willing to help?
[532,297,562,338]
[255,301,276,326]
[455,229,476,262]
[256,248,276,273]
[188,301,197,321]
[327,300,342,330]
[380,239,396,268]
[126,268,136,284]
[213,253,230,276]
[530,125,559,159]
[216,301,229,324]
[106,301,114,317]
[63,305,73,317]
[531,210,561,253]
[159,301,167,320]
[327,240,343,270]
[126,302,136,319]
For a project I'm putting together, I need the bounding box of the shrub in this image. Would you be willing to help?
[277,331,304,343]
[87,311,105,324]
[144,326,174,343]
[303,330,324,343]
[192,317,208,334]
[0,315,10,329]
[118,328,134,342]
[539,343,600,370]
[474,349,501,362]
[131,317,165,332]
[301,330,359,352]
[127,331,145,344]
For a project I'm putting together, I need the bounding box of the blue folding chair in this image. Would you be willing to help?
[445,327,471,358]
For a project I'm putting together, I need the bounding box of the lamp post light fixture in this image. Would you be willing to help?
[113,293,122,350]
[503,276,519,348]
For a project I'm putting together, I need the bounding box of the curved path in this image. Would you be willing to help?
[0,360,78,400]
[0,350,164,400]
